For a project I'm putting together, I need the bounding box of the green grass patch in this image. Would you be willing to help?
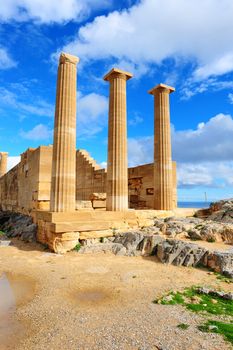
[215,273,233,284]
[73,243,81,252]
[198,320,233,344]
[0,230,5,236]
[153,287,233,345]
[153,287,233,316]
[177,323,189,330]
[206,237,216,243]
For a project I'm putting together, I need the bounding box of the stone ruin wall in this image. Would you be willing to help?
[0,146,52,214]
[76,152,177,210]
[0,146,177,214]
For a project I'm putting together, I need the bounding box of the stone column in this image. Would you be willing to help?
[104,68,133,211]
[148,84,175,210]
[50,52,79,212]
[0,152,8,177]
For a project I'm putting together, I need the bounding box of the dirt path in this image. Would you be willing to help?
[0,239,232,350]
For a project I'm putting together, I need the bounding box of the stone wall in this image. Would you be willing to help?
[76,150,177,210]
[0,146,177,213]
[0,146,52,214]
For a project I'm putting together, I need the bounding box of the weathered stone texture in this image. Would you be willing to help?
[149,84,175,210]
[0,152,8,178]
[50,52,79,212]
[104,68,133,211]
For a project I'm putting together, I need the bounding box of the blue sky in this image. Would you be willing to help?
[0,0,233,202]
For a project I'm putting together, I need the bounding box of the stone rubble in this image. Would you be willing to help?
[79,229,233,278]
[196,287,233,300]
[0,211,37,243]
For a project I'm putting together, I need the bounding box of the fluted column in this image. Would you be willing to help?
[104,68,133,211]
[50,52,79,212]
[0,152,8,177]
[148,84,175,210]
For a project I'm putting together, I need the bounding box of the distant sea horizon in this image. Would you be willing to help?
[178,201,211,209]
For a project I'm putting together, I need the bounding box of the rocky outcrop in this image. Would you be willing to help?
[157,240,208,267]
[79,230,233,278]
[196,287,233,300]
[196,198,233,223]
[0,211,37,242]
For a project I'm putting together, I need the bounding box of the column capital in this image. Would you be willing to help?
[59,52,80,65]
[103,68,133,82]
[148,83,175,95]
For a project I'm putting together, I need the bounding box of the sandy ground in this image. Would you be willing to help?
[0,239,232,350]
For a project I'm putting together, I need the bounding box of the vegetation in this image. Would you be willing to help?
[177,323,189,330]
[74,243,81,252]
[0,230,5,236]
[153,287,233,316]
[153,287,233,345]
[198,320,233,344]
[215,272,233,284]
[206,237,216,243]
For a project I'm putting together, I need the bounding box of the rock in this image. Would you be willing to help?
[0,239,11,246]
[196,287,233,300]
[223,269,233,279]
[157,239,207,267]
[187,228,203,240]
[78,242,126,255]
[139,235,165,256]
[20,224,37,242]
[204,251,233,275]
[113,231,144,254]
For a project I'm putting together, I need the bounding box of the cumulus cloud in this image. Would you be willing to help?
[127,113,233,189]
[173,114,233,163]
[58,0,233,80]
[0,85,54,118]
[0,0,112,24]
[0,48,17,70]
[77,92,108,137]
[20,124,52,140]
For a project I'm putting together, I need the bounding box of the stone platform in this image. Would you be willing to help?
[35,208,196,253]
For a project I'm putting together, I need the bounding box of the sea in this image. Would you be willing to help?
[178,201,211,209]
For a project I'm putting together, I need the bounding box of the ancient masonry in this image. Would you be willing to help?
[0,52,177,253]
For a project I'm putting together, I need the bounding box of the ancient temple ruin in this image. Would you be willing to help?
[0,52,177,253]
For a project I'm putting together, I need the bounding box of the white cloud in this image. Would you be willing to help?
[173,114,233,163]
[77,92,108,137]
[128,113,143,126]
[228,93,233,104]
[20,124,52,140]
[0,86,54,118]
[58,0,233,80]
[127,113,233,189]
[0,48,17,70]
[7,156,20,171]
[0,0,112,24]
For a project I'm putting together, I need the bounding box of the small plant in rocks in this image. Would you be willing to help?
[215,272,233,284]
[0,230,5,236]
[177,323,189,330]
[206,237,216,243]
[74,243,81,252]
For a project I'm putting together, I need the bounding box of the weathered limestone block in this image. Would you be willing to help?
[139,235,165,256]
[203,251,233,277]
[157,239,207,267]
[52,232,80,254]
